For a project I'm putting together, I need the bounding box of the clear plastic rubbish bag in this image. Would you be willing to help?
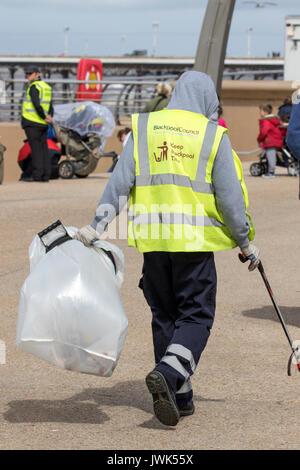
[16,222,128,377]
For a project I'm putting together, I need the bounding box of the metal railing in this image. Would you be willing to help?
[0,76,176,124]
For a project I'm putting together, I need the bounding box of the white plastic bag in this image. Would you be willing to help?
[16,226,128,377]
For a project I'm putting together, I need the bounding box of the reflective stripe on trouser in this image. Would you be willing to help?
[142,251,217,406]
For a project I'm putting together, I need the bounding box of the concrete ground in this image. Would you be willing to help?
[1,163,300,450]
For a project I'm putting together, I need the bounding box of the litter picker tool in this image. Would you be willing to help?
[239,253,300,376]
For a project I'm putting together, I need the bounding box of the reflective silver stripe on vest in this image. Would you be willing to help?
[166,344,196,373]
[30,82,51,106]
[137,113,150,175]
[195,121,218,183]
[34,83,44,103]
[161,355,190,380]
[176,378,192,395]
[128,212,224,228]
[135,174,214,194]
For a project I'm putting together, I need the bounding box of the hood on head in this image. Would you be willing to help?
[260,115,280,125]
[167,71,219,123]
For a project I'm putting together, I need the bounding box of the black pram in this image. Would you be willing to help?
[250,143,299,177]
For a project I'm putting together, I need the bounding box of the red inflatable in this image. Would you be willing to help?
[75,58,103,102]
[18,139,61,162]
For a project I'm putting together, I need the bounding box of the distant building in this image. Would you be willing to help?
[124,50,148,57]
[285,16,300,81]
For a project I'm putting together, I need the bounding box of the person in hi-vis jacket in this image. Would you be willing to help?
[74,72,260,427]
[21,66,53,182]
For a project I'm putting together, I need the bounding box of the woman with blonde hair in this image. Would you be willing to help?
[142,82,172,113]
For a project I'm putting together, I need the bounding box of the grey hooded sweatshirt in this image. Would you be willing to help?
[91,71,251,249]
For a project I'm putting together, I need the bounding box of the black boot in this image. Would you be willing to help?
[145,370,180,426]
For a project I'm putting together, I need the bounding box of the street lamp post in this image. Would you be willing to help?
[121,35,127,56]
[248,27,253,57]
[152,22,159,57]
[64,27,70,56]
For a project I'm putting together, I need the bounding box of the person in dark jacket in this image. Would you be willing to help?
[257,104,283,178]
[0,137,6,184]
[21,66,54,182]
[278,96,293,120]
[287,89,300,199]
[287,89,300,159]
[141,82,172,113]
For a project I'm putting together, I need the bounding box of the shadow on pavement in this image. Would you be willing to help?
[3,380,225,427]
[3,380,147,424]
[242,305,300,328]
[139,394,225,430]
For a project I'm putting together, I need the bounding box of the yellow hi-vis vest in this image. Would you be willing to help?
[22,80,52,125]
[128,109,255,253]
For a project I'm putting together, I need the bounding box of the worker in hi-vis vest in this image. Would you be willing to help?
[21,66,53,182]
[74,72,260,427]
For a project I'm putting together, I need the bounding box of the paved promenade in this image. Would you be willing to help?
[1,164,300,450]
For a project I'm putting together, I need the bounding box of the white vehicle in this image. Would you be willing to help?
[285,16,300,81]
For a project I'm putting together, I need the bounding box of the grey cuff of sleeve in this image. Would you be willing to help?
[91,218,107,234]
[91,219,98,230]
[239,239,250,250]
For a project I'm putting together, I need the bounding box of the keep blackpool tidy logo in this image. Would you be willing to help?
[154,142,168,162]
[154,141,194,163]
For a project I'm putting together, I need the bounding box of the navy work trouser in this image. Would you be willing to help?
[24,126,51,181]
[142,251,217,407]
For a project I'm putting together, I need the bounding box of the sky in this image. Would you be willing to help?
[0,0,299,58]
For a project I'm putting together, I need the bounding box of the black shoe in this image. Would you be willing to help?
[178,402,195,417]
[145,370,180,426]
[19,176,34,182]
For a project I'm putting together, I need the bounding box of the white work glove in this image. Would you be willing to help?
[241,243,260,272]
[73,225,102,247]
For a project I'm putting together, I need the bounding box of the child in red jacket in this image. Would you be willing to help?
[257,104,283,178]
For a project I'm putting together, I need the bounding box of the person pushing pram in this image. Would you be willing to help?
[250,103,299,178]
[257,103,283,178]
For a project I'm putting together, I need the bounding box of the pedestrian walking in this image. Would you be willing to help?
[74,71,259,427]
[218,102,227,129]
[278,96,293,120]
[21,66,53,182]
[287,89,300,159]
[287,89,300,199]
[257,104,283,178]
[108,127,132,173]
[0,137,6,184]
[141,82,172,113]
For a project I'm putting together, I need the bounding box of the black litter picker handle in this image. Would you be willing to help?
[239,253,300,375]
[38,220,72,253]
[238,253,248,264]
